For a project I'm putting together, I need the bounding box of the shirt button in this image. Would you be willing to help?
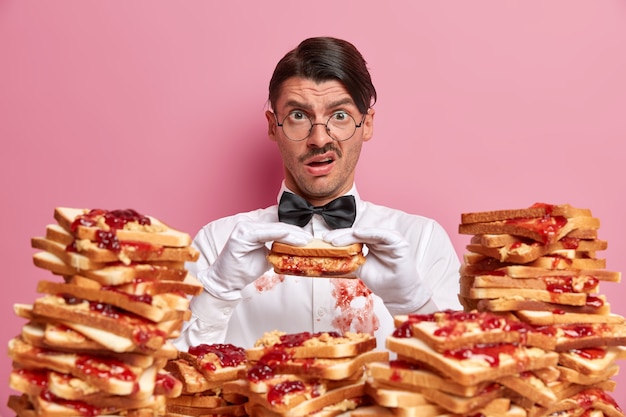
[222,307,232,316]
[317,307,325,317]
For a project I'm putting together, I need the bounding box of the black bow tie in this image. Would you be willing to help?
[278,192,356,229]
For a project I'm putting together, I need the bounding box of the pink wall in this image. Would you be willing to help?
[1,1,625,412]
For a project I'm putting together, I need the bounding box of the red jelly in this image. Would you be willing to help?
[71,208,151,232]
[247,364,275,382]
[267,380,306,405]
[443,343,517,367]
[76,356,135,381]
[278,331,341,347]
[571,347,606,360]
[188,343,246,369]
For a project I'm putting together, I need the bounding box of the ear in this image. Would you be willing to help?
[266,110,278,142]
[361,107,375,142]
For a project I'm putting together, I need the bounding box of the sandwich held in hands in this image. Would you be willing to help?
[196,221,312,301]
[267,238,365,277]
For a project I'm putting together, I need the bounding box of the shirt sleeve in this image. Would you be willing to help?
[415,219,462,312]
[172,221,241,349]
[172,290,239,351]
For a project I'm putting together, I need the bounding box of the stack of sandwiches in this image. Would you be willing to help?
[223,330,387,417]
[7,207,203,417]
[359,203,625,417]
[365,310,557,416]
[456,203,626,415]
[164,343,249,417]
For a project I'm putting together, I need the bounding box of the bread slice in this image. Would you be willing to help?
[22,320,106,351]
[248,350,388,381]
[18,309,138,354]
[459,215,600,245]
[8,392,167,417]
[527,386,622,417]
[556,364,619,385]
[553,323,626,351]
[468,287,588,306]
[244,397,365,417]
[471,228,598,248]
[460,204,592,225]
[496,371,557,408]
[177,343,247,382]
[45,224,199,265]
[20,320,177,364]
[44,365,159,403]
[557,346,625,375]
[271,238,362,258]
[475,295,611,315]
[224,377,366,417]
[246,372,363,395]
[34,393,166,417]
[33,250,188,285]
[166,402,246,417]
[166,392,227,409]
[164,358,225,394]
[461,263,621,282]
[32,237,106,271]
[248,331,376,360]
[527,255,606,270]
[466,238,607,264]
[363,379,435,408]
[394,310,556,352]
[385,335,558,386]
[36,280,190,323]
[515,310,624,326]
[366,361,492,397]
[54,207,192,247]
[65,273,201,298]
[31,294,180,351]
[466,274,600,293]
[154,370,184,398]
[8,336,145,396]
[370,378,504,416]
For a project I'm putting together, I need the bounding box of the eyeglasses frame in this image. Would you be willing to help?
[273,111,367,142]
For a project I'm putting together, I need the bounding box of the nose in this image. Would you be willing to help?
[307,122,333,146]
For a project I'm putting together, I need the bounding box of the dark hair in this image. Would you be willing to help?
[268,37,377,115]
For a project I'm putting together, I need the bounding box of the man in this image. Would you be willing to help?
[174,37,461,351]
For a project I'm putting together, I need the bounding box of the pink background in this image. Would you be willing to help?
[1,1,626,412]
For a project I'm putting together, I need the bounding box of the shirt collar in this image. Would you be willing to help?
[276,180,360,205]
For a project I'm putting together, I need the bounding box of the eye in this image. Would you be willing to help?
[330,111,351,123]
[287,111,308,122]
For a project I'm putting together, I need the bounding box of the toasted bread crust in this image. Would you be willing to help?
[460,203,592,224]
[271,239,362,257]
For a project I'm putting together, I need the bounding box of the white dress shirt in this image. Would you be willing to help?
[173,183,461,351]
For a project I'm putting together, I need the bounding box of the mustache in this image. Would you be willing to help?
[299,143,343,162]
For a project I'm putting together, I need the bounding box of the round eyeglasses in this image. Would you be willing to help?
[275,111,366,142]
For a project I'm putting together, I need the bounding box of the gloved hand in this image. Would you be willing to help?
[201,221,312,301]
[323,228,432,315]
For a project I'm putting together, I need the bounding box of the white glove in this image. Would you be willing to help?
[323,228,432,315]
[200,221,312,301]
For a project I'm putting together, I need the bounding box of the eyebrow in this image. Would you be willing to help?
[283,97,357,112]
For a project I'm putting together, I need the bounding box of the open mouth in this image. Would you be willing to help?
[308,157,334,167]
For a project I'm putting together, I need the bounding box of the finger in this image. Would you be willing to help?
[352,228,404,246]
[248,228,311,246]
[322,229,359,246]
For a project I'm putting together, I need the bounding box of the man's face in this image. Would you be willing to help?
[266,77,374,206]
